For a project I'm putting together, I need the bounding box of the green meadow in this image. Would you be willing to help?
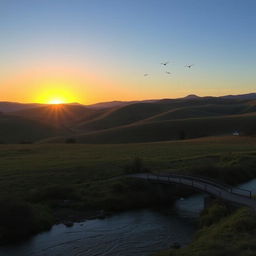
[0,136,256,243]
[1,136,256,198]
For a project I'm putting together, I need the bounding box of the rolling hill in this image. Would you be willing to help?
[44,112,256,144]
[1,93,256,144]
[10,104,106,128]
[76,97,256,132]
[0,102,43,112]
[140,103,253,123]
[75,102,173,131]
[0,114,62,143]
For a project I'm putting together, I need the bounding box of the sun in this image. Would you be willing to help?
[35,78,80,105]
[48,99,65,105]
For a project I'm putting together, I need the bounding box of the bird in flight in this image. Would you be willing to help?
[166,71,171,75]
[185,64,194,68]
[161,61,169,66]
[144,73,149,76]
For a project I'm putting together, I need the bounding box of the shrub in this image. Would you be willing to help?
[125,157,150,174]
[19,140,33,144]
[65,138,77,143]
[178,130,186,140]
[200,202,229,227]
[0,199,54,243]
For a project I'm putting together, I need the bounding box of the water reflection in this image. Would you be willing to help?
[2,178,254,256]
[238,179,256,194]
[0,207,199,256]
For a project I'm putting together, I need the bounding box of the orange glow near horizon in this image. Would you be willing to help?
[2,66,254,105]
[34,78,80,104]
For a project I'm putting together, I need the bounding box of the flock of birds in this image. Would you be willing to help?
[144,62,194,77]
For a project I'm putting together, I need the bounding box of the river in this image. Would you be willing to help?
[0,179,255,256]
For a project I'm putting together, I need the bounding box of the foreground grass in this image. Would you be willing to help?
[1,136,256,196]
[156,205,256,256]
[0,136,256,243]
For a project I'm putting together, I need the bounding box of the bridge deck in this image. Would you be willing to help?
[129,173,256,210]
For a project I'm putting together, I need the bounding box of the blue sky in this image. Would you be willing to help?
[0,0,255,103]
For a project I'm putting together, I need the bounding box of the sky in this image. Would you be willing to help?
[0,0,255,104]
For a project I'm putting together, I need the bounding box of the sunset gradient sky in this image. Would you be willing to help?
[0,0,255,104]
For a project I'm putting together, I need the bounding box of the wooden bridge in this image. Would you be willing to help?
[128,173,256,210]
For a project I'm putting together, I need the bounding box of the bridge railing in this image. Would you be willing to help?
[185,174,253,199]
[145,173,254,199]
[154,173,224,197]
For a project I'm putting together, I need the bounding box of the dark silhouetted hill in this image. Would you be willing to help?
[220,93,256,100]
[0,102,43,112]
[44,112,256,144]
[0,114,62,143]
[1,92,256,143]
[10,104,106,128]
[76,97,256,132]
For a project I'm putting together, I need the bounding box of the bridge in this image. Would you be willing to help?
[128,173,256,210]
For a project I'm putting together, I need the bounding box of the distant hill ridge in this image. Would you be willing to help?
[1,92,255,112]
[1,92,256,143]
[183,94,200,99]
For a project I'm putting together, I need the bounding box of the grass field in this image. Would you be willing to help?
[1,136,256,196]
[0,136,256,243]
[156,205,256,256]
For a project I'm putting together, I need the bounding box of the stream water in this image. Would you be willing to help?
[1,179,255,256]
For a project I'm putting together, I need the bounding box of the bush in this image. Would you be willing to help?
[178,130,186,140]
[19,140,33,144]
[0,199,54,244]
[125,157,150,174]
[65,138,77,144]
[200,202,229,227]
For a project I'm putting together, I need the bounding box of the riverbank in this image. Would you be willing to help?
[155,203,256,256]
[0,136,255,244]
[0,177,190,245]
[0,208,198,256]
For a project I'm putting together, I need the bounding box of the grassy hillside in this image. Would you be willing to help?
[143,103,251,123]
[47,112,256,144]
[76,98,256,132]
[76,102,172,131]
[0,114,61,143]
[156,206,256,256]
[10,104,105,128]
[2,98,256,143]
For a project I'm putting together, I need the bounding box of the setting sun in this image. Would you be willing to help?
[48,99,65,105]
[34,79,79,104]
